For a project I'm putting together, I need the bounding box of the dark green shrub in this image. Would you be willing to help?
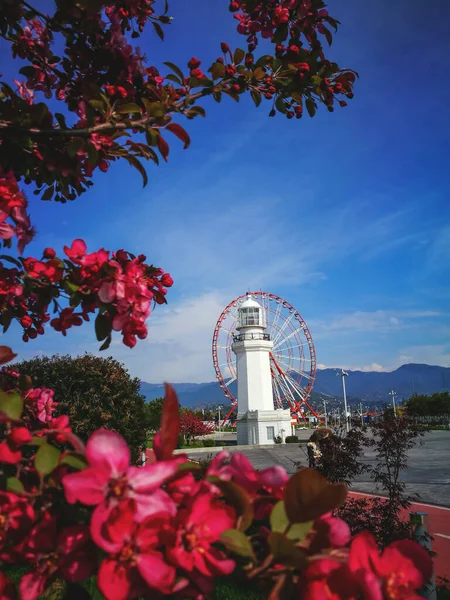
[10,353,147,463]
[274,435,283,444]
[202,438,216,447]
[285,435,299,443]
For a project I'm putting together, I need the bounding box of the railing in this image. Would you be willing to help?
[233,333,271,342]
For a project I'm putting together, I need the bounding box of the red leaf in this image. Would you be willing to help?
[157,134,170,161]
[0,346,17,366]
[159,383,180,459]
[165,123,191,149]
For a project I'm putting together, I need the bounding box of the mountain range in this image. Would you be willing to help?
[140,363,450,409]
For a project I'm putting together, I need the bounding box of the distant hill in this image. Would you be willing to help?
[140,363,450,409]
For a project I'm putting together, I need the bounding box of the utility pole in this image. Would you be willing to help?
[360,402,364,427]
[336,369,349,432]
[389,390,397,416]
[323,399,328,428]
[443,371,447,393]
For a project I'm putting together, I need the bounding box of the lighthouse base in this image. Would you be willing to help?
[236,409,292,446]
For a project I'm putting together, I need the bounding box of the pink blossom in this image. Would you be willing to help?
[63,430,179,550]
[97,512,176,600]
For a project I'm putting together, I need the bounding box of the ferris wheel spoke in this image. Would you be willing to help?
[270,301,283,338]
[272,312,295,347]
[281,370,308,401]
[273,326,305,351]
[273,340,308,354]
[273,371,297,408]
[223,375,237,387]
[274,353,310,363]
[274,354,313,384]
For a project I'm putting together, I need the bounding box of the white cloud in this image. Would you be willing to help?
[396,344,450,367]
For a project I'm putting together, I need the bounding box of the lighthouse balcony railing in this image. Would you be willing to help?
[233,333,271,342]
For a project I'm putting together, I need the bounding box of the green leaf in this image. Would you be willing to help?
[41,185,54,201]
[19,65,36,78]
[64,281,79,295]
[185,106,206,119]
[30,436,46,446]
[99,335,111,351]
[0,391,23,420]
[233,48,245,65]
[269,532,307,568]
[34,444,61,475]
[126,155,149,187]
[253,67,266,81]
[311,76,323,86]
[210,62,225,80]
[275,96,287,114]
[61,454,87,470]
[141,100,165,118]
[270,501,313,541]
[306,98,316,118]
[88,99,105,111]
[95,313,112,342]
[1,310,13,333]
[0,254,22,267]
[7,477,24,494]
[164,62,184,82]
[18,374,33,392]
[116,103,142,115]
[250,89,261,107]
[152,21,164,40]
[165,73,182,85]
[221,529,255,559]
[67,138,85,157]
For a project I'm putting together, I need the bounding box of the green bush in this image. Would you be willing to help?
[202,438,216,447]
[285,435,299,443]
[10,353,148,463]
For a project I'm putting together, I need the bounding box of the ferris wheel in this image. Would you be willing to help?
[212,292,318,424]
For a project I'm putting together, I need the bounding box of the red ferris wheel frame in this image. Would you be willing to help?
[212,292,318,424]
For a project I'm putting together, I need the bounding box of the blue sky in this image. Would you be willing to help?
[1,0,450,382]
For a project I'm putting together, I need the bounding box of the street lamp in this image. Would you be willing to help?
[336,369,349,432]
[389,390,397,416]
[217,405,223,433]
[322,397,328,428]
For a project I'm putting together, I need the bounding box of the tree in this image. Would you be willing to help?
[143,396,164,432]
[338,412,427,548]
[0,0,357,351]
[180,408,215,445]
[5,353,148,461]
[313,426,368,487]
[405,391,450,417]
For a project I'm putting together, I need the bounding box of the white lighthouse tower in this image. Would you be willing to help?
[232,296,292,445]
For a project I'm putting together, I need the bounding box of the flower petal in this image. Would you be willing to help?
[90,502,129,554]
[379,540,433,589]
[86,429,130,476]
[19,572,47,600]
[137,550,176,593]
[63,467,109,505]
[127,461,179,493]
[135,489,176,521]
[98,559,131,600]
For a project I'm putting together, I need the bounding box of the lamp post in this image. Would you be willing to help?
[389,390,397,416]
[337,369,349,432]
[217,405,223,433]
[323,398,328,428]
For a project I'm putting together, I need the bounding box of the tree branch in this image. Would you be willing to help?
[0,91,209,138]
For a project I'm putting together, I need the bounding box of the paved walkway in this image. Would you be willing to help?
[181,431,450,581]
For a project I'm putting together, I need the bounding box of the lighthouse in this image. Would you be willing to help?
[232,296,292,445]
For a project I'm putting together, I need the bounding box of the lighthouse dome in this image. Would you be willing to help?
[236,296,266,329]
